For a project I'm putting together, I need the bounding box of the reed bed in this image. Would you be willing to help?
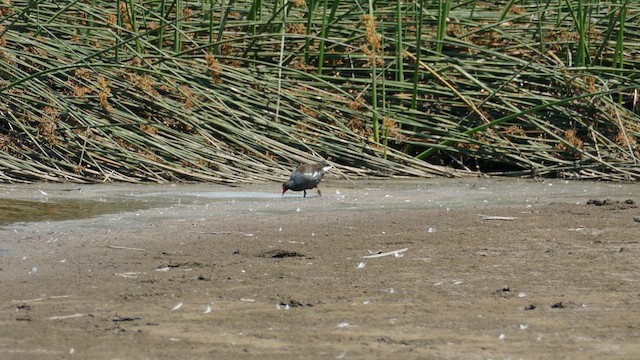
[0,0,639,183]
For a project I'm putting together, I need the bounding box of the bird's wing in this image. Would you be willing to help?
[291,171,313,182]
[292,164,331,181]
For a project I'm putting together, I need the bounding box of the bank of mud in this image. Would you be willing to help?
[1,179,639,359]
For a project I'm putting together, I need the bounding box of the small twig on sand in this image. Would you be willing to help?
[115,272,141,278]
[13,297,44,303]
[46,313,84,320]
[363,248,408,259]
[13,295,72,303]
[106,245,146,251]
[480,215,517,221]
[198,231,255,236]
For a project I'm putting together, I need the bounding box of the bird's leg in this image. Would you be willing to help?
[303,190,307,198]
[317,187,322,197]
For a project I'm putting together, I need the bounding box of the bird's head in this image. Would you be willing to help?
[281,183,288,196]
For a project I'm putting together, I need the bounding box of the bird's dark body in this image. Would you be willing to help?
[282,163,332,197]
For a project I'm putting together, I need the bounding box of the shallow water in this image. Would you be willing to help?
[0,178,637,227]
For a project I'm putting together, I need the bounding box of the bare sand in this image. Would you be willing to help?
[1,179,639,359]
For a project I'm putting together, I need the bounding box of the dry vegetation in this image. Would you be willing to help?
[0,0,639,183]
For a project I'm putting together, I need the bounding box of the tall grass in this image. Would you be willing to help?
[0,0,639,183]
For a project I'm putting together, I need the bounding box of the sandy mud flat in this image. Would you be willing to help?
[1,178,639,359]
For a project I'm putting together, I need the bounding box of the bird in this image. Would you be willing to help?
[282,163,332,197]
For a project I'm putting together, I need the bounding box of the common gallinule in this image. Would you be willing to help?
[282,163,332,197]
